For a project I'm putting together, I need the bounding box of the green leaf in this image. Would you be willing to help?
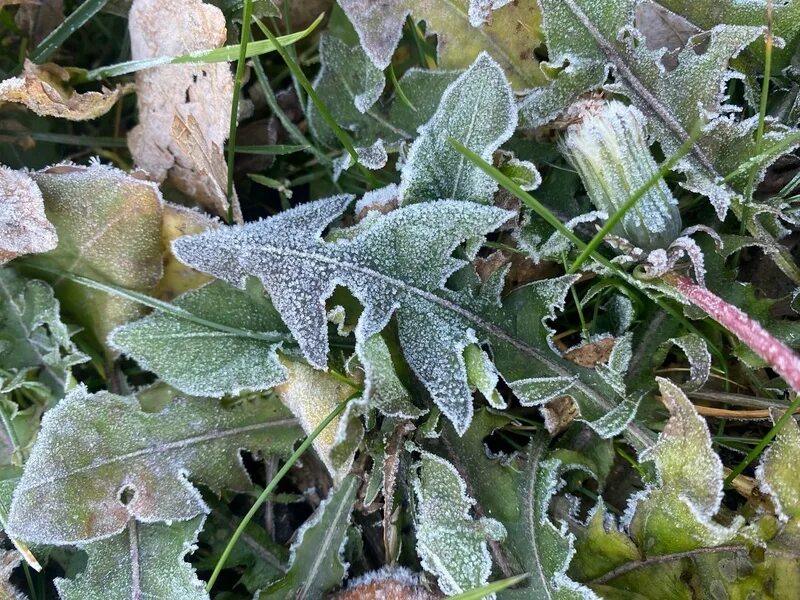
[23,164,164,354]
[275,358,363,482]
[309,34,460,148]
[627,378,742,555]
[173,196,652,442]
[6,385,302,544]
[412,450,506,595]
[257,474,359,599]
[399,52,517,206]
[109,279,289,398]
[501,433,598,599]
[0,268,87,394]
[757,408,800,522]
[56,517,208,600]
[524,0,796,218]
[338,0,547,89]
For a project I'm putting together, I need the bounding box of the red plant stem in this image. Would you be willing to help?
[674,276,800,393]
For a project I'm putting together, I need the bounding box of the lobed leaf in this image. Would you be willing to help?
[56,517,208,600]
[6,386,302,544]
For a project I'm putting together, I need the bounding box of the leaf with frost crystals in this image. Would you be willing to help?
[399,53,517,206]
[127,0,240,221]
[0,549,27,600]
[627,377,742,555]
[0,167,57,265]
[109,279,289,398]
[56,517,208,600]
[257,475,358,599]
[0,60,128,121]
[25,163,163,355]
[275,358,362,482]
[501,434,599,599]
[412,451,506,596]
[0,269,87,394]
[173,196,511,434]
[756,408,800,522]
[522,0,795,218]
[468,0,514,26]
[6,385,302,544]
[338,0,546,89]
[659,333,711,391]
[309,34,460,149]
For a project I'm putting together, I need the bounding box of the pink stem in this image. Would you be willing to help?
[674,276,800,394]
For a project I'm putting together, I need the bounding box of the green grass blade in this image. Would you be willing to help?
[30,0,110,63]
[233,144,310,155]
[79,16,322,81]
[225,0,256,223]
[204,396,353,592]
[448,574,529,599]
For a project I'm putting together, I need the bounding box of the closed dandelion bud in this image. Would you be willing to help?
[562,100,682,251]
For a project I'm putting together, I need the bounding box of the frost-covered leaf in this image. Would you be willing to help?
[128,0,239,221]
[109,279,289,398]
[659,333,711,391]
[25,163,163,354]
[412,451,506,596]
[0,549,27,600]
[6,385,301,544]
[627,377,741,554]
[501,434,598,599]
[756,408,800,522]
[524,0,794,218]
[173,196,509,434]
[309,34,460,148]
[56,518,208,600]
[208,0,279,19]
[0,167,57,265]
[464,344,505,408]
[0,399,40,469]
[152,202,218,301]
[275,358,362,482]
[173,197,650,440]
[257,475,358,599]
[0,269,87,394]
[332,140,388,182]
[0,60,128,121]
[399,53,517,206]
[338,0,546,89]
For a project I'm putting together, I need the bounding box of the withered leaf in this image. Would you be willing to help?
[0,60,129,121]
[0,165,57,265]
[127,0,241,221]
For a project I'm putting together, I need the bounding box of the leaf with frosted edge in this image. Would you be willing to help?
[173,198,652,442]
[502,434,599,599]
[596,333,633,397]
[0,269,87,395]
[6,386,302,545]
[275,358,363,483]
[24,163,163,354]
[0,166,57,265]
[523,0,796,218]
[257,475,358,599]
[338,0,546,89]
[465,344,505,408]
[332,140,389,182]
[413,451,506,596]
[468,0,515,26]
[399,53,517,206]
[626,377,742,555]
[108,279,289,398]
[0,549,27,600]
[658,333,711,391]
[756,409,800,522]
[56,517,208,600]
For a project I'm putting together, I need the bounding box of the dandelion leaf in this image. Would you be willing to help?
[257,475,358,599]
[109,279,289,398]
[757,408,800,522]
[338,0,546,89]
[399,53,517,206]
[6,385,301,544]
[412,451,506,595]
[56,518,208,600]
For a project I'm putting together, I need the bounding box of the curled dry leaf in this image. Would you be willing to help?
[127,0,240,222]
[0,166,57,264]
[330,567,440,600]
[0,60,130,121]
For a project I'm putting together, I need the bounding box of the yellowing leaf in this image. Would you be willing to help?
[0,166,57,265]
[0,60,128,121]
[127,0,240,221]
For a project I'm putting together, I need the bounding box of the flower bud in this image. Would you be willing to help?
[562,100,682,251]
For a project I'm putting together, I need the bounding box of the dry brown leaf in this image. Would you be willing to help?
[330,568,440,600]
[0,165,58,264]
[540,395,579,436]
[127,0,240,222]
[563,337,616,368]
[0,60,129,121]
